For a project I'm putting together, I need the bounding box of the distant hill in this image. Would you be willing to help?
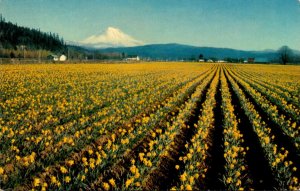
[0,15,65,52]
[97,43,279,61]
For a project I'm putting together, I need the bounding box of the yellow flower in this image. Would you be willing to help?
[88,149,94,155]
[15,155,21,161]
[134,171,140,179]
[130,165,137,174]
[135,182,141,187]
[0,167,4,175]
[180,185,184,190]
[131,159,135,164]
[186,184,192,190]
[264,137,270,144]
[147,160,152,167]
[82,157,88,163]
[292,177,298,184]
[109,178,116,187]
[175,165,180,170]
[66,160,74,166]
[56,181,61,187]
[50,176,57,184]
[180,172,187,182]
[236,179,241,186]
[81,175,86,181]
[43,182,48,188]
[64,176,71,183]
[226,177,232,184]
[241,166,246,171]
[235,171,241,177]
[33,178,41,187]
[89,162,95,169]
[60,166,68,174]
[102,182,110,191]
[125,178,134,188]
[189,176,194,184]
[293,167,297,171]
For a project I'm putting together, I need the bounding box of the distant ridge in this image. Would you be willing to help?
[96,43,279,61]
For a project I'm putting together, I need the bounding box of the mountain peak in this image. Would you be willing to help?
[106,26,121,32]
[80,27,143,48]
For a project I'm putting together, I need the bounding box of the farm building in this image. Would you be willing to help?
[59,54,67,61]
[47,55,59,61]
[125,55,140,61]
[47,54,67,61]
[247,58,255,63]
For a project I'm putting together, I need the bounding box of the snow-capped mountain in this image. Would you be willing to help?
[80,27,144,48]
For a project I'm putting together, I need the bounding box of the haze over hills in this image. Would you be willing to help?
[2,0,300,62]
[95,43,279,61]
[75,27,287,61]
[1,15,299,62]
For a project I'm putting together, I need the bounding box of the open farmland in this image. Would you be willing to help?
[0,63,300,190]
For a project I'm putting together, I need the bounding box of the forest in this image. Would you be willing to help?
[0,15,66,59]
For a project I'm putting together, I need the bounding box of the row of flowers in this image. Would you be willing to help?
[220,68,248,190]
[226,67,300,149]
[229,64,299,106]
[225,68,299,190]
[231,65,300,108]
[231,66,299,125]
[0,63,212,189]
[5,64,213,190]
[169,67,219,190]
[122,68,217,190]
[1,76,182,188]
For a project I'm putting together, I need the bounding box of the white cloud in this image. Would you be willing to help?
[80,27,144,48]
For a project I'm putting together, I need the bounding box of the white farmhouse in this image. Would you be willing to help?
[48,54,67,62]
[125,55,140,61]
[59,54,67,61]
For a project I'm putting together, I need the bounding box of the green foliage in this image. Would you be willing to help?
[0,15,66,52]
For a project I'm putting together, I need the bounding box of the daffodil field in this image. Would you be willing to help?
[0,62,299,190]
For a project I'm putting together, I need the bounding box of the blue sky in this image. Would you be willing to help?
[1,0,300,50]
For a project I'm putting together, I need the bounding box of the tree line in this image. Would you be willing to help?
[0,15,66,58]
[198,46,300,65]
